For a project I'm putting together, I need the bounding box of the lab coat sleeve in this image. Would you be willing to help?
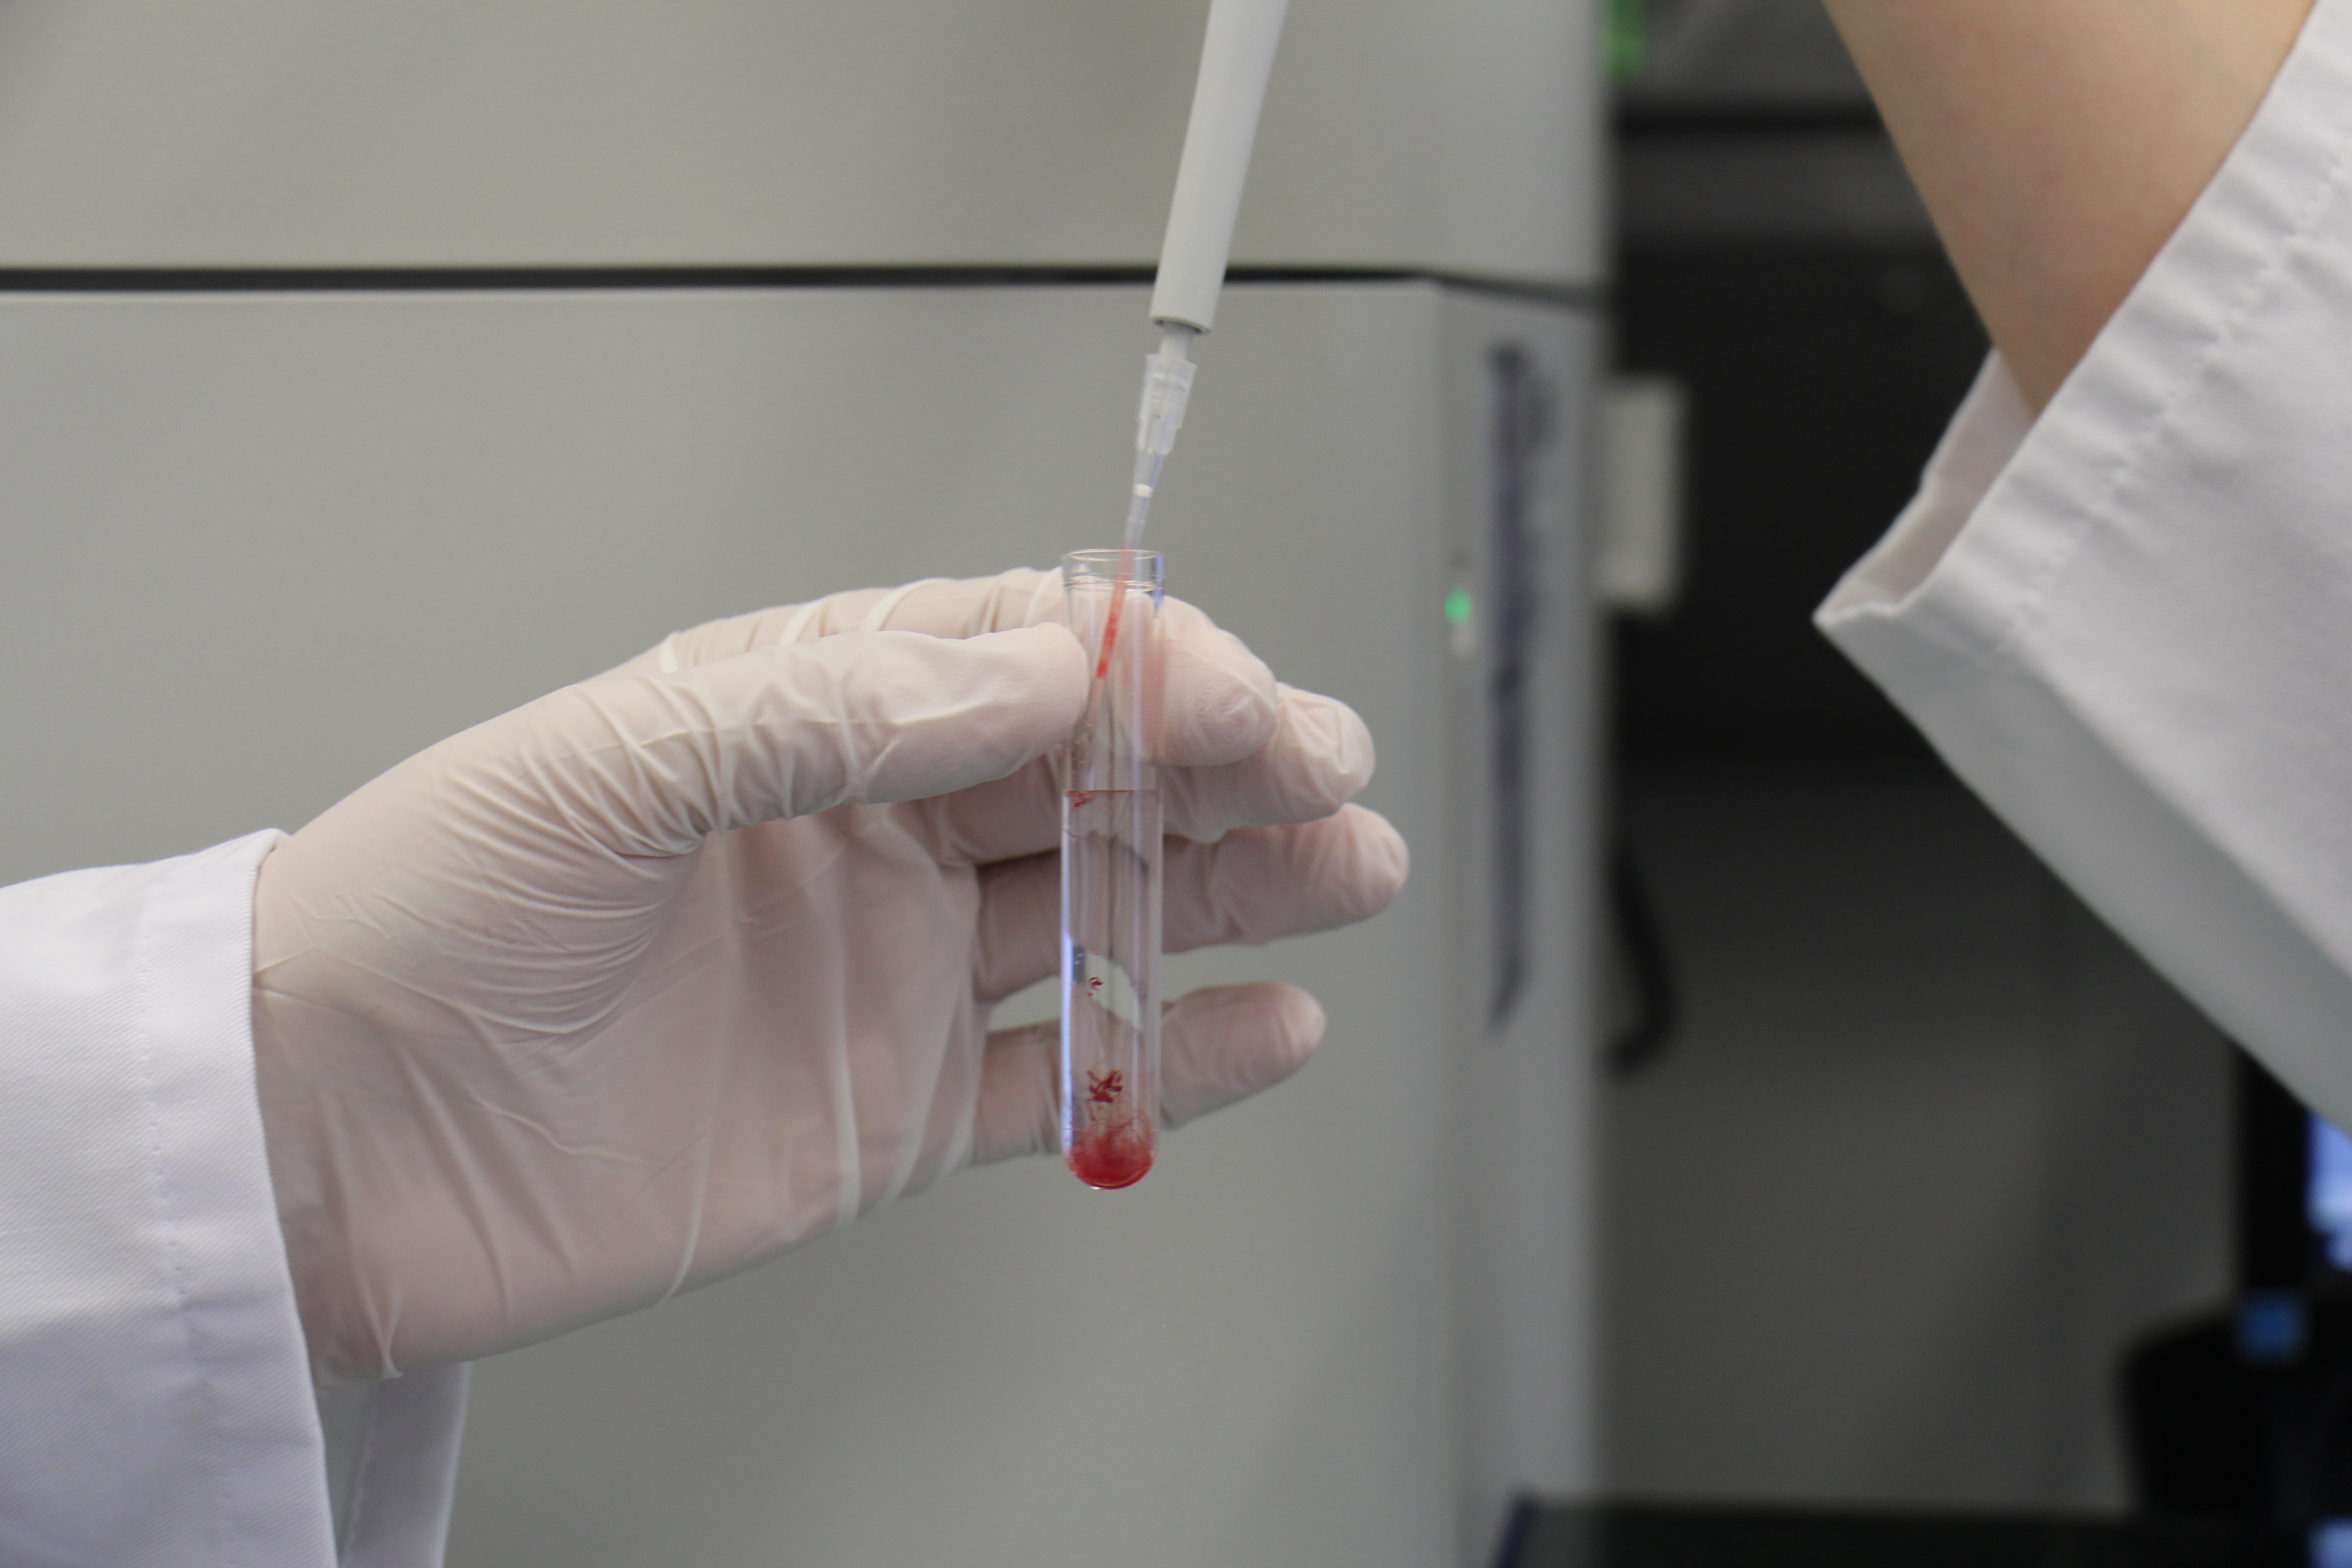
[1817,0,2352,1127]
[0,832,467,1568]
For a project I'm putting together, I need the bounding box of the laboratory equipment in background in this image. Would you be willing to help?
[2122,1057,2352,1532]
[0,4,1602,1563]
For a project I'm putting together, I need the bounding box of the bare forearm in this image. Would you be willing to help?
[1824,0,2314,410]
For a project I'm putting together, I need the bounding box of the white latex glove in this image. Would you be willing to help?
[252,569,1406,1386]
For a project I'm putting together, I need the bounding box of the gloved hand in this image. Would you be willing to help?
[250,569,1406,1386]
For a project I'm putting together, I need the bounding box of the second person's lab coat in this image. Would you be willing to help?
[1820,0,2352,1135]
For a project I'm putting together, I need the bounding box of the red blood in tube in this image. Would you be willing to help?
[1068,1117,1154,1190]
[1092,553,1139,681]
[1094,604,1121,681]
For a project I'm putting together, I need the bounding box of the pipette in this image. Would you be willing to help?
[1119,0,1292,549]
[1062,0,1293,1191]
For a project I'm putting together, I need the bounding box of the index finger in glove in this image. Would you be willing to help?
[620,568,1280,769]
[504,624,1088,857]
[615,571,1060,669]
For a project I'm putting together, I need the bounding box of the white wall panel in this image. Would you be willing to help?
[0,1,1601,283]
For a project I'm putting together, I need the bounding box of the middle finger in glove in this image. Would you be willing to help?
[906,682,1379,866]
[968,803,1409,1004]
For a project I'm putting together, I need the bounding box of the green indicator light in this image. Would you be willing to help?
[1606,0,1646,85]
[1444,587,1474,628]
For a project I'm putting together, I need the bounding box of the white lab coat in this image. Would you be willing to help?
[1820,0,2352,1135]
[0,832,465,1568]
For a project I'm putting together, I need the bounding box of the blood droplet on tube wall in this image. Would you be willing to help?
[1058,550,1163,1191]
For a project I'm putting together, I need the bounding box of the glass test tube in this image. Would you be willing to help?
[1060,549,1165,1191]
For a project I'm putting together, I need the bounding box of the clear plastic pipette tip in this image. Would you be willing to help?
[1125,325,1197,549]
[1124,448,1166,548]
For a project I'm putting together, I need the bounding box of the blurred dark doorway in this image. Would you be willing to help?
[1597,0,2235,1516]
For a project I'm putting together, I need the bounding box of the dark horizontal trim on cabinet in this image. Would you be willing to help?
[0,263,1600,309]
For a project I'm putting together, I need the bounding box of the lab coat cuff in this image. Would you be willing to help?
[0,831,337,1566]
[1814,0,2352,1121]
[0,831,472,1567]
[1819,0,2352,690]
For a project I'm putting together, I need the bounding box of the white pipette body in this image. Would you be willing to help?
[1121,0,1290,547]
[1151,0,1292,336]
